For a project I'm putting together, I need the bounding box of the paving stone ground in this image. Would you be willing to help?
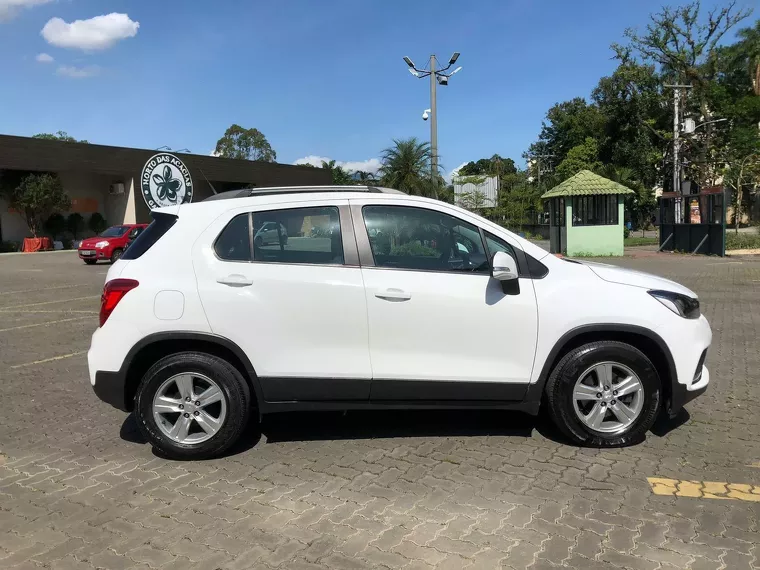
[0,250,758,569]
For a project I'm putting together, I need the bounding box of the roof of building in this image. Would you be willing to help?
[0,134,330,186]
[541,170,635,198]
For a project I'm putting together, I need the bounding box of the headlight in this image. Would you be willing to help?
[648,290,700,319]
[95,240,110,248]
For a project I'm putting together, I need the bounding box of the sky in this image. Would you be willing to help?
[0,0,755,179]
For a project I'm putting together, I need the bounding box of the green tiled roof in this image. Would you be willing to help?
[541,170,635,198]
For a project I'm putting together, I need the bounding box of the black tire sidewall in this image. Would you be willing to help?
[547,342,661,447]
[110,249,123,263]
[134,352,250,460]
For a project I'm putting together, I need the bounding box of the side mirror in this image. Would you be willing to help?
[491,251,518,281]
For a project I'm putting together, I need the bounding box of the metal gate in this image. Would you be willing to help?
[659,186,725,256]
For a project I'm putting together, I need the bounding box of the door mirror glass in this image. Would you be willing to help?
[491,251,518,281]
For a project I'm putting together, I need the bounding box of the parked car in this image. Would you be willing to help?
[78,224,148,264]
[254,221,287,247]
[88,187,711,459]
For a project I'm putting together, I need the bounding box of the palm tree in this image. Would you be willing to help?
[379,138,434,197]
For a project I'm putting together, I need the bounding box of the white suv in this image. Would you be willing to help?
[89,187,711,459]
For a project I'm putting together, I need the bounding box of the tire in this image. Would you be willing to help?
[110,248,123,263]
[134,352,252,460]
[83,259,97,265]
[544,341,661,447]
[254,236,263,247]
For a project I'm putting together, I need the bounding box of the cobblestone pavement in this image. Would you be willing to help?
[0,251,758,570]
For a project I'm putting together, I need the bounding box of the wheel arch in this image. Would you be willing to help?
[122,332,263,413]
[527,324,676,408]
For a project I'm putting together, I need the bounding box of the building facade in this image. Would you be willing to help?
[0,135,331,242]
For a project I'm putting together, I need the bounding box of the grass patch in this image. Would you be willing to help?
[624,236,658,247]
[726,231,760,250]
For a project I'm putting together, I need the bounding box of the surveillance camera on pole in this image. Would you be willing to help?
[402,52,462,188]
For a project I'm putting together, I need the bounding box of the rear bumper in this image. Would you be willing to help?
[92,370,130,412]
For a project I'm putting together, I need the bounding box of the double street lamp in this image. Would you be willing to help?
[403,52,462,184]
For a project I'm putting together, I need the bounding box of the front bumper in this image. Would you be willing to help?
[78,249,109,260]
[668,364,709,417]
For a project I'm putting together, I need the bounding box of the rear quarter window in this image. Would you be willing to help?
[121,213,177,260]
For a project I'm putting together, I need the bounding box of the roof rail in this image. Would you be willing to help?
[203,185,405,201]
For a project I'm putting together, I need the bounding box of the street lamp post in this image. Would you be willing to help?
[403,53,462,186]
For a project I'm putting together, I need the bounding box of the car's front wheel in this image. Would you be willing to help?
[110,248,123,263]
[544,341,660,447]
[134,352,251,460]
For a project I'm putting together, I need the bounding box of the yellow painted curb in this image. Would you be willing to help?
[647,477,760,502]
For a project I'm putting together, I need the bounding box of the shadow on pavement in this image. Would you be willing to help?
[650,408,690,437]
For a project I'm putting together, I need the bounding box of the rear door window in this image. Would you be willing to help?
[253,207,343,265]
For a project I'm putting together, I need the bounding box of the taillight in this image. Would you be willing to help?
[100,279,139,327]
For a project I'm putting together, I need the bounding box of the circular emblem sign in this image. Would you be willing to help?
[141,153,194,210]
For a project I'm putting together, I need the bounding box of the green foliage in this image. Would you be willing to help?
[379,138,437,197]
[214,124,276,162]
[44,213,66,239]
[66,212,85,239]
[88,212,107,235]
[320,160,355,185]
[457,190,489,213]
[389,241,439,257]
[32,131,89,143]
[726,231,760,250]
[0,172,70,237]
[458,155,517,177]
[0,240,20,253]
[556,138,603,180]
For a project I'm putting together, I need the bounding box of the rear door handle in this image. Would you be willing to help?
[217,274,253,287]
[375,288,411,301]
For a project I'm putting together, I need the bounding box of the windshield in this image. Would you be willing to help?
[100,226,130,238]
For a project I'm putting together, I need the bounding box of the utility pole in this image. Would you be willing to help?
[403,53,463,190]
[665,84,691,224]
[429,55,437,183]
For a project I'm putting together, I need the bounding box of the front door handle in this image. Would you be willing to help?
[217,274,253,287]
[375,288,412,301]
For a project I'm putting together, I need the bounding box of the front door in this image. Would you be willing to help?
[353,201,539,401]
[193,201,372,402]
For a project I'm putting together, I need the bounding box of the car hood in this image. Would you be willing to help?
[79,237,104,248]
[577,260,697,297]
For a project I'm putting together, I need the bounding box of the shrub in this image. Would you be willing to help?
[88,212,107,235]
[44,213,66,240]
[0,240,20,253]
[623,226,631,239]
[66,213,85,239]
[725,232,760,251]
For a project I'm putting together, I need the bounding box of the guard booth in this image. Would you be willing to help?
[659,185,725,256]
[542,170,633,256]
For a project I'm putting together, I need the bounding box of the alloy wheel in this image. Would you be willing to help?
[152,373,227,444]
[571,361,644,434]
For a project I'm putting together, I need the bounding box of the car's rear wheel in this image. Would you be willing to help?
[134,352,251,460]
[544,341,660,447]
[110,248,123,263]
[83,259,97,265]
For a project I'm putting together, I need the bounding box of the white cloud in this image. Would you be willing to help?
[35,52,54,63]
[0,0,52,22]
[56,64,100,78]
[294,155,382,174]
[41,13,139,51]
[446,162,468,183]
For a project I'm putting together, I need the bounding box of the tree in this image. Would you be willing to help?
[555,138,603,180]
[0,172,70,237]
[320,160,355,185]
[529,98,606,161]
[214,124,276,162]
[44,213,66,240]
[458,155,517,177]
[734,20,760,95]
[458,190,489,213]
[32,131,89,143]
[379,138,435,197]
[88,212,107,235]
[66,212,85,239]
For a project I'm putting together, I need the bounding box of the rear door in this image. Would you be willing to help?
[193,199,372,402]
[351,198,539,401]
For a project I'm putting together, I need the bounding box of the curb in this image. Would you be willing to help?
[0,249,77,257]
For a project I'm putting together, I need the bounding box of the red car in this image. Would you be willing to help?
[78,223,148,264]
